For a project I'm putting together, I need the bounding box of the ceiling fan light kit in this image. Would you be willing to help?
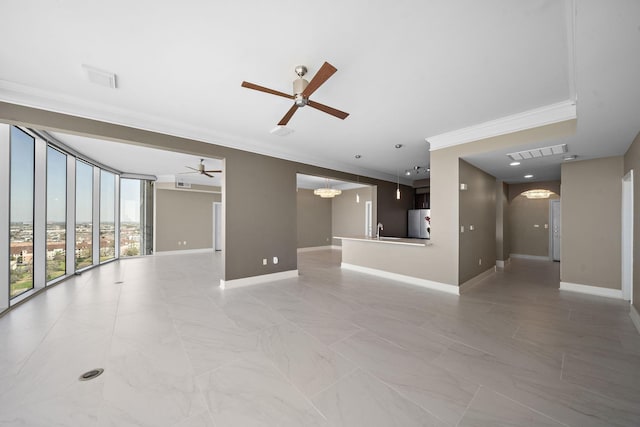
[241,61,349,126]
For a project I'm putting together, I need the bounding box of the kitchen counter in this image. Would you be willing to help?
[334,236,430,247]
[335,235,459,295]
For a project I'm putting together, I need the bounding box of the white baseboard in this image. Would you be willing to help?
[496,258,511,269]
[559,281,623,299]
[297,245,338,253]
[220,269,298,289]
[460,266,496,294]
[341,263,459,296]
[630,305,640,335]
[511,254,551,261]
[154,248,214,256]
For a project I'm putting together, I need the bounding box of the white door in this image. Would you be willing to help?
[622,170,634,301]
[365,201,372,237]
[213,202,222,251]
[550,200,561,261]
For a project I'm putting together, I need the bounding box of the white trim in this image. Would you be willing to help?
[297,245,335,253]
[622,170,634,301]
[496,258,511,269]
[154,248,214,256]
[560,281,623,299]
[341,263,459,296]
[630,305,640,335]
[220,269,298,289]
[460,266,496,294]
[510,254,551,261]
[426,100,577,151]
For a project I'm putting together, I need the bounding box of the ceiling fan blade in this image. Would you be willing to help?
[178,171,198,174]
[185,166,199,172]
[204,170,223,173]
[307,100,349,120]
[278,104,299,126]
[202,172,214,178]
[241,81,294,99]
[302,62,337,98]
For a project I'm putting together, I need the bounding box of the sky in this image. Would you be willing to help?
[10,126,141,224]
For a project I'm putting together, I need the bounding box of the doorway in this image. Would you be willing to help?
[550,199,561,261]
[622,170,634,301]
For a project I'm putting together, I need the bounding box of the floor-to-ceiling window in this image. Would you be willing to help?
[2,125,155,312]
[120,178,142,257]
[9,127,35,298]
[75,160,93,270]
[99,170,116,262]
[46,146,67,281]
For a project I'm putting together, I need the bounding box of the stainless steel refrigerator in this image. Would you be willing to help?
[408,209,430,239]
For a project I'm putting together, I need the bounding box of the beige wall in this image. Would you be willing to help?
[624,131,640,311]
[509,192,559,257]
[561,156,623,289]
[496,181,510,261]
[331,187,375,245]
[296,189,332,248]
[430,120,575,285]
[458,159,496,283]
[156,189,220,251]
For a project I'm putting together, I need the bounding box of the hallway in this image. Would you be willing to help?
[0,250,638,426]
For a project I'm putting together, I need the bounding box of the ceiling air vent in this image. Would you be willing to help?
[82,64,117,89]
[507,144,567,161]
[175,179,191,189]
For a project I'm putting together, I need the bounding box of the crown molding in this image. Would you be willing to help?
[426,100,577,151]
[0,79,411,185]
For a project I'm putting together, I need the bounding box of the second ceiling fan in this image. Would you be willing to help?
[241,61,349,126]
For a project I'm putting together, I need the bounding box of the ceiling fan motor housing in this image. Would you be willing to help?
[293,78,309,106]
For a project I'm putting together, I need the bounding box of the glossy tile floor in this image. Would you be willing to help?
[1,250,639,426]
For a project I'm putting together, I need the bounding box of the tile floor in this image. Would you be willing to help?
[0,250,639,426]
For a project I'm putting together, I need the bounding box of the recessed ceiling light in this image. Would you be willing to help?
[510,161,520,166]
[524,174,534,179]
[405,170,411,176]
[395,144,403,149]
[354,154,361,159]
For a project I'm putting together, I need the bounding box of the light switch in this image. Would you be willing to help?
[534,224,540,228]
[469,225,474,231]
[460,226,465,233]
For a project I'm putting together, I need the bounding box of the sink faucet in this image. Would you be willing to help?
[376,222,383,239]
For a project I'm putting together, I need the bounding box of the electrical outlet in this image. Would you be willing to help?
[273,257,279,265]
[178,241,182,246]
[262,258,267,266]
[183,241,187,245]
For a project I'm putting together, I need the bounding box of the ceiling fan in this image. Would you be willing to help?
[181,159,222,178]
[241,61,349,126]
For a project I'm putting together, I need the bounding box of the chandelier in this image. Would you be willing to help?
[314,179,342,198]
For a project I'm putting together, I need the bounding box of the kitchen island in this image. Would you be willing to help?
[334,236,460,295]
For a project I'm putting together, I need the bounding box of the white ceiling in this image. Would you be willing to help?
[1,1,639,185]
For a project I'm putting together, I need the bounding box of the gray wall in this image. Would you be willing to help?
[0,101,411,282]
[458,159,496,283]
[331,187,375,245]
[509,192,559,257]
[156,189,220,251]
[561,156,623,289]
[296,189,332,248]
[376,181,413,238]
[624,131,640,312]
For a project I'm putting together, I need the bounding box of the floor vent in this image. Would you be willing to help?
[79,368,104,381]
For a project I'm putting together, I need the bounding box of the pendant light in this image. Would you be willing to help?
[394,144,402,200]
